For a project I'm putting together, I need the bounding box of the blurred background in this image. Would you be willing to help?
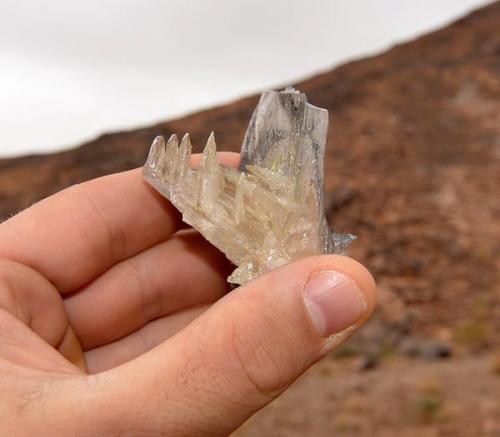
[1,1,500,436]
[0,0,492,157]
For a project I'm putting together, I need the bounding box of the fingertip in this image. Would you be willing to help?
[190,152,240,169]
[317,255,378,321]
[217,152,241,168]
[255,254,377,333]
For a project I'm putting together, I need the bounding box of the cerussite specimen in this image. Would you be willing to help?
[143,88,355,285]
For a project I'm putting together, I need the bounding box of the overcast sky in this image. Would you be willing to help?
[0,0,492,157]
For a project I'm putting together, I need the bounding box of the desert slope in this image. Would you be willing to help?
[1,2,500,435]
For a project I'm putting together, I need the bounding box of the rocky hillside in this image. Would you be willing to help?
[1,2,499,435]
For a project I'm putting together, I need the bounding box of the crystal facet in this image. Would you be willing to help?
[143,88,355,285]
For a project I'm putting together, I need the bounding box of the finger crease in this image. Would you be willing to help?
[125,258,160,323]
[77,186,127,262]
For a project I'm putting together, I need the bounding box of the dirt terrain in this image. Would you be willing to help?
[1,2,499,435]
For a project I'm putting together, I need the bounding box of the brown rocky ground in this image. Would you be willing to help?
[1,2,499,435]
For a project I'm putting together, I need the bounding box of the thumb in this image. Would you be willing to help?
[86,255,376,436]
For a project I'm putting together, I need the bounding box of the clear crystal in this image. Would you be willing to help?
[143,88,355,285]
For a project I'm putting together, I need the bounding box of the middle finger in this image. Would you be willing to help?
[64,230,232,350]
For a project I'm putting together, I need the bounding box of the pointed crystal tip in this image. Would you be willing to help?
[142,88,355,285]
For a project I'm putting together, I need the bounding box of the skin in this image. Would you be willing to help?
[0,152,377,436]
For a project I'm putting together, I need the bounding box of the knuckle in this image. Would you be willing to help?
[74,185,127,261]
[0,260,23,319]
[0,258,14,283]
[228,320,293,400]
[124,257,161,323]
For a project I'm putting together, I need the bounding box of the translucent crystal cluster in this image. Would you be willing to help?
[143,88,354,285]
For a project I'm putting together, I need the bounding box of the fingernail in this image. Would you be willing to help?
[303,271,366,337]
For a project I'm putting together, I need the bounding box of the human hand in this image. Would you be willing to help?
[0,152,376,436]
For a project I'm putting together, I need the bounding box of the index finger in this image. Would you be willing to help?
[0,152,240,294]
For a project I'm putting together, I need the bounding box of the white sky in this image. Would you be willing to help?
[0,0,492,157]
